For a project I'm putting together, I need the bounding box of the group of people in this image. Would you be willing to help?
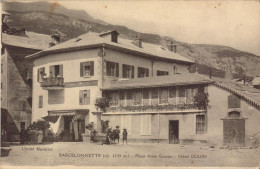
[102,126,128,145]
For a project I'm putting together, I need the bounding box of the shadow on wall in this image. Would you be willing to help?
[1,108,20,142]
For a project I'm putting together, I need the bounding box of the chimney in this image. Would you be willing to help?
[132,35,142,48]
[169,41,177,53]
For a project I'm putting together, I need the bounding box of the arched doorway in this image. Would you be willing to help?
[223,111,245,146]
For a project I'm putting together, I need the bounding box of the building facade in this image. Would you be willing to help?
[1,32,50,141]
[27,30,260,145]
[28,30,195,141]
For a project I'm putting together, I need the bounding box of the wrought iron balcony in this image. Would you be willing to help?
[40,77,64,89]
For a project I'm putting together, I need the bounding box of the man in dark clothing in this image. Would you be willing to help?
[114,126,120,144]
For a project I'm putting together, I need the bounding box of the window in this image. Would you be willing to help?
[159,88,168,104]
[48,90,64,104]
[140,115,151,135]
[169,87,176,98]
[80,61,94,77]
[228,94,240,108]
[106,61,119,77]
[133,90,142,105]
[123,64,134,78]
[138,67,149,78]
[109,92,119,107]
[79,90,90,105]
[178,87,185,97]
[39,96,43,108]
[18,100,26,111]
[157,70,169,76]
[186,87,195,104]
[49,65,63,77]
[111,33,118,43]
[37,67,45,82]
[196,115,206,134]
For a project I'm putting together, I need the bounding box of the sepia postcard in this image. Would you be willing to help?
[1,0,260,168]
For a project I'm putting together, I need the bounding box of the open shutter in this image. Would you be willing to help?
[145,68,149,77]
[79,90,83,105]
[37,69,40,82]
[122,65,126,78]
[49,66,54,75]
[116,63,119,77]
[131,66,134,78]
[90,61,94,76]
[106,61,110,76]
[80,63,83,77]
[59,65,63,77]
[86,90,90,104]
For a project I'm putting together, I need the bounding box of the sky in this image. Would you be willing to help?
[50,1,259,55]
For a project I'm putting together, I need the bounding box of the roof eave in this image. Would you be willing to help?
[101,81,213,91]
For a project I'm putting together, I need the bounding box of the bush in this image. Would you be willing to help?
[194,92,209,110]
[95,97,110,112]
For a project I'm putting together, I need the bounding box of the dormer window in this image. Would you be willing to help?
[99,30,119,43]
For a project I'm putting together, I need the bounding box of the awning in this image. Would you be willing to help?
[42,115,60,123]
[72,112,88,121]
[42,110,88,123]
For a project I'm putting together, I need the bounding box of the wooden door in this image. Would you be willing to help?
[169,120,179,144]
[223,119,245,146]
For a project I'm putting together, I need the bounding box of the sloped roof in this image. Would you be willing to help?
[2,32,51,50]
[212,77,260,108]
[252,77,260,86]
[26,32,194,64]
[102,73,213,90]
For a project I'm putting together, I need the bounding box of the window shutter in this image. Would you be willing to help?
[37,69,40,82]
[143,89,149,99]
[86,90,90,104]
[145,69,149,77]
[151,88,158,99]
[59,65,63,76]
[106,61,110,76]
[80,63,83,77]
[90,61,94,76]
[116,63,119,77]
[131,66,134,78]
[122,65,126,78]
[49,66,54,75]
[79,90,83,105]
[81,120,85,133]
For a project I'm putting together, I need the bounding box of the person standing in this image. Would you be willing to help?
[115,126,120,144]
[122,129,128,144]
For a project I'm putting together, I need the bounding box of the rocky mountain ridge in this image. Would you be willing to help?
[3,1,260,78]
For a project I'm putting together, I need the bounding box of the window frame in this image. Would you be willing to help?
[79,90,90,105]
[80,61,94,77]
[106,61,119,77]
[138,67,149,78]
[196,114,206,134]
[39,96,43,108]
[157,70,169,76]
[122,64,134,78]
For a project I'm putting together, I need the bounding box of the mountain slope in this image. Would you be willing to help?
[3,1,260,78]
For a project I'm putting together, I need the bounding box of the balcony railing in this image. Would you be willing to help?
[41,77,64,88]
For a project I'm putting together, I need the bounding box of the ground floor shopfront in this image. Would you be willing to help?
[43,109,88,142]
[102,110,208,144]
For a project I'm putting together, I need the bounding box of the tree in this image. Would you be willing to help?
[95,97,110,112]
[194,92,209,110]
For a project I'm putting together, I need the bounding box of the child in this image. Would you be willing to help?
[122,128,128,144]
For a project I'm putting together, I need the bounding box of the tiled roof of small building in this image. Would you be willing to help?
[101,73,213,90]
[2,32,51,50]
[212,77,260,108]
[26,32,194,64]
